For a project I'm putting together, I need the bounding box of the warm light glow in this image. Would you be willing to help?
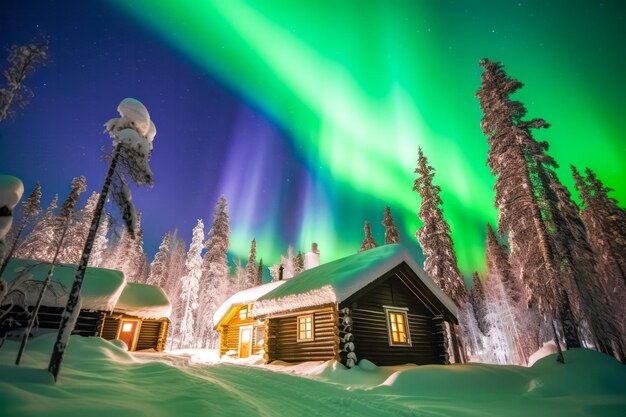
[387,310,410,345]
[297,315,313,341]
[239,307,248,320]
[241,328,251,343]
[122,323,133,333]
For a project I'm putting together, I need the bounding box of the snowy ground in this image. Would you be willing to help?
[1,335,625,417]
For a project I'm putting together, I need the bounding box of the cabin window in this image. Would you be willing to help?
[385,308,411,346]
[121,322,133,332]
[297,314,314,342]
[239,306,249,320]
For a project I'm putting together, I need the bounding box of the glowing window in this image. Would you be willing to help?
[386,309,411,346]
[297,315,314,342]
[121,323,133,333]
[239,306,248,320]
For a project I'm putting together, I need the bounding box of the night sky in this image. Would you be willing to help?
[1,0,624,280]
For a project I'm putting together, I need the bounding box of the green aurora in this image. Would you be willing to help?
[112,0,626,278]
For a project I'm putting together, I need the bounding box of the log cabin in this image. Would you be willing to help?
[214,244,460,367]
[0,258,171,351]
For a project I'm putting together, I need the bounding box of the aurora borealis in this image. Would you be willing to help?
[1,1,624,280]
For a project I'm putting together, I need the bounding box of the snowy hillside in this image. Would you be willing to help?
[1,335,625,417]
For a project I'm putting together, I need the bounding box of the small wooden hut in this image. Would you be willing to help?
[214,245,459,367]
[0,259,171,351]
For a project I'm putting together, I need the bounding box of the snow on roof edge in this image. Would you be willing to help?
[213,280,286,328]
[253,285,337,317]
[255,245,458,318]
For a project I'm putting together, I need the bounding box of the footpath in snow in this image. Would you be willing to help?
[1,334,625,417]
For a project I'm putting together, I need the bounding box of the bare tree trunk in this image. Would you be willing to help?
[48,144,121,382]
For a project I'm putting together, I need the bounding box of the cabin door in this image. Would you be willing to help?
[118,319,139,351]
[239,325,253,358]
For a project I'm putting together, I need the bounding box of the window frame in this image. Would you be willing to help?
[384,307,412,347]
[296,314,314,342]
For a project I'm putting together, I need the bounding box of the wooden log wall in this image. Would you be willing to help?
[135,319,168,351]
[345,274,448,366]
[0,305,103,337]
[265,306,339,363]
[220,306,264,357]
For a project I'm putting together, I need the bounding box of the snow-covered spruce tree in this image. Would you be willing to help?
[234,258,247,291]
[476,59,584,355]
[359,221,378,252]
[49,98,156,381]
[197,196,231,348]
[179,220,204,348]
[15,176,85,364]
[0,182,41,277]
[413,147,467,305]
[0,40,48,122]
[470,272,489,335]
[413,147,470,361]
[573,167,626,354]
[486,223,540,361]
[57,191,98,264]
[16,194,57,260]
[88,213,109,267]
[546,169,624,358]
[295,251,305,275]
[245,238,258,287]
[382,206,400,244]
[269,264,281,282]
[108,213,148,282]
[147,233,171,287]
[278,245,297,280]
[257,258,264,285]
[162,231,186,349]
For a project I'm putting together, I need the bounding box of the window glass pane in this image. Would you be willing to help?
[387,310,409,345]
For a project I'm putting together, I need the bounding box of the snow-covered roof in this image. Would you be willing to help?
[114,282,171,319]
[213,280,286,329]
[2,258,125,312]
[255,244,458,317]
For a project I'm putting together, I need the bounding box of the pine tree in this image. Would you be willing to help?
[0,182,41,277]
[382,206,400,244]
[573,167,626,355]
[234,258,247,291]
[109,213,147,282]
[88,213,109,267]
[179,220,204,348]
[476,58,583,352]
[485,223,540,363]
[197,196,231,348]
[295,250,305,275]
[359,221,378,252]
[16,194,57,260]
[147,233,171,287]
[162,231,186,348]
[470,272,489,335]
[57,191,98,264]
[257,258,264,285]
[413,147,467,305]
[245,238,258,287]
[0,40,48,122]
[52,176,87,253]
[279,245,297,279]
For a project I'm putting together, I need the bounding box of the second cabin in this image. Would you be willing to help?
[214,244,460,367]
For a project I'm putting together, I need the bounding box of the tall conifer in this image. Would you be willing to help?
[359,221,378,252]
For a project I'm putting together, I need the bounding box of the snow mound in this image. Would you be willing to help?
[0,175,24,208]
[528,340,559,366]
[117,97,150,137]
[1,338,625,417]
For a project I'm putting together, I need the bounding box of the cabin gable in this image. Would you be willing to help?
[264,306,339,363]
[339,264,450,366]
[218,305,264,358]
